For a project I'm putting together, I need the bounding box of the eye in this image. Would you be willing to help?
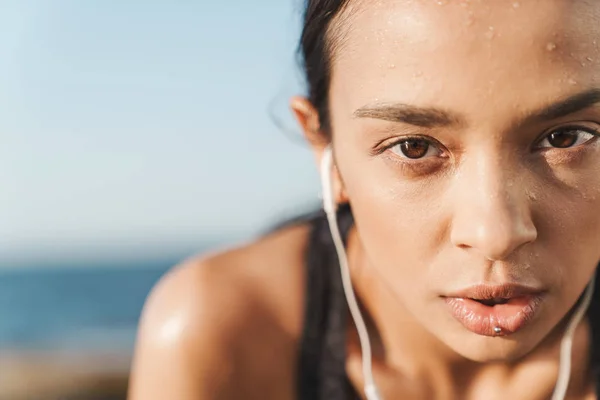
[537,127,599,149]
[389,137,443,159]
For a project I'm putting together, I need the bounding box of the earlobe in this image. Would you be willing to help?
[336,173,349,204]
[319,146,350,211]
[333,165,349,205]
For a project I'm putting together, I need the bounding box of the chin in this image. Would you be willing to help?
[441,330,543,363]
[416,296,559,363]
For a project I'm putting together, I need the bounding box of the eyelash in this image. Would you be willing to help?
[372,125,600,166]
[372,134,446,160]
[371,135,447,174]
[533,125,600,150]
[371,135,441,156]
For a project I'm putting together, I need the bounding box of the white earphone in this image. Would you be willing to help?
[319,144,596,400]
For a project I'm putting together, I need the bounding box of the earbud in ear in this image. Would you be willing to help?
[320,145,337,214]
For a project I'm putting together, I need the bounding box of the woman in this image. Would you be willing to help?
[128,0,600,398]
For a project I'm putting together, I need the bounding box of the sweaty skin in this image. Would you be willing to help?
[129,1,600,399]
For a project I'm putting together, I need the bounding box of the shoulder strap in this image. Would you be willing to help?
[586,267,600,394]
[297,205,360,400]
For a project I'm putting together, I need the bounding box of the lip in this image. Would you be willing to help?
[443,284,545,336]
[446,283,544,300]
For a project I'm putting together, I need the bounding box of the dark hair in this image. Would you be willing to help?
[299,0,351,137]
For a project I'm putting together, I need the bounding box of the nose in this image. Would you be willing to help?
[450,154,537,261]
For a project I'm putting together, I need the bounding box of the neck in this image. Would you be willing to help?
[345,227,594,398]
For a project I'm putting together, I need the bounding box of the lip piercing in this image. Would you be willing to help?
[493,326,502,334]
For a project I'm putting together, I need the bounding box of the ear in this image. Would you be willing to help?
[290,96,349,205]
[290,96,324,147]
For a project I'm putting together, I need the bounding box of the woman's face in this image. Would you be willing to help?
[327,0,600,361]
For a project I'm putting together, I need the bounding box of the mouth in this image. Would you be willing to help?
[473,297,511,306]
[442,284,545,337]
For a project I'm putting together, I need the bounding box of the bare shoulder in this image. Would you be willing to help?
[128,222,312,400]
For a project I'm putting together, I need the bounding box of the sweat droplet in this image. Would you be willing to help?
[485,26,495,39]
[546,42,557,51]
[568,78,577,85]
[528,191,538,201]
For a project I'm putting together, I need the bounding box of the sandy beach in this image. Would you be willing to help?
[0,350,130,400]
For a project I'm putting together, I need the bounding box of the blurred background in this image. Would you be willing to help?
[0,1,318,399]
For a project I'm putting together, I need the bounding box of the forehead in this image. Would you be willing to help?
[329,0,600,120]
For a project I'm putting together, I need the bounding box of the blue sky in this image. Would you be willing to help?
[0,1,320,264]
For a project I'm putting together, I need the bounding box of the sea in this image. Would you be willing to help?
[0,258,178,353]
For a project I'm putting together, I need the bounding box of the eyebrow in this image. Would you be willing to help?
[353,103,460,128]
[353,88,600,128]
[535,88,600,121]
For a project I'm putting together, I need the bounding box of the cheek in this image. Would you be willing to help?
[338,150,450,294]
[337,143,600,300]
[535,161,600,285]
